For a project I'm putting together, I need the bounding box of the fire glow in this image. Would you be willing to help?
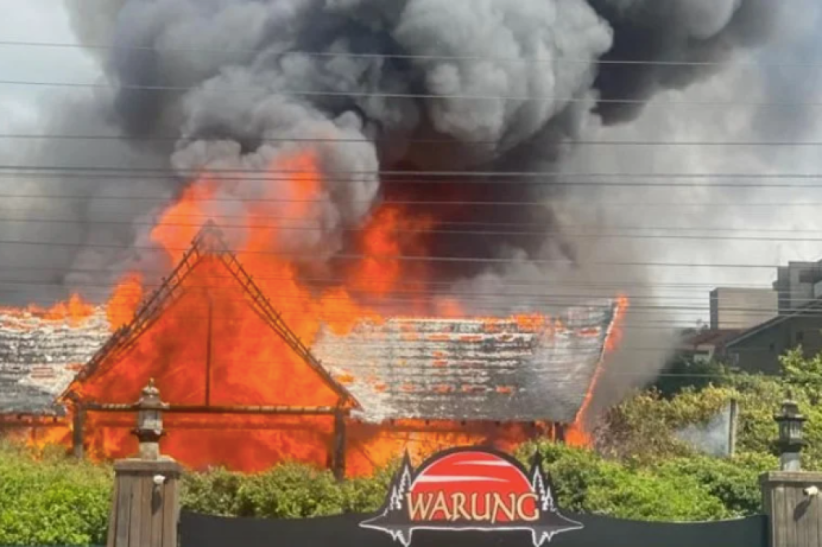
[5,149,627,475]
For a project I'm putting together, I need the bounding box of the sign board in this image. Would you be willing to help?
[360,447,581,546]
[179,445,768,547]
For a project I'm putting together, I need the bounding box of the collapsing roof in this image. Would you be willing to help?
[0,223,620,425]
[314,306,617,424]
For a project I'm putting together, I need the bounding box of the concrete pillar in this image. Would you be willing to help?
[107,380,180,547]
[760,472,822,547]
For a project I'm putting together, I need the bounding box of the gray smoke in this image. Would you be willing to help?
[0,0,819,411]
[675,403,734,457]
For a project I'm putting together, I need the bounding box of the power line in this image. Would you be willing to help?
[2,78,822,108]
[7,167,822,188]
[0,278,736,304]
[5,208,816,231]
[4,133,822,148]
[5,216,822,242]
[7,194,822,209]
[9,164,822,178]
[0,264,793,291]
[0,264,793,293]
[4,213,822,233]
[0,277,814,315]
[0,39,815,69]
[0,238,806,268]
[0,268,782,295]
[0,264,776,287]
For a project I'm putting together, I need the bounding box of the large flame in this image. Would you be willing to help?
[6,148,627,474]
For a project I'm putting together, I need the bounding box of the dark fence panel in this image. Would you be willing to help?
[180,511,767,547]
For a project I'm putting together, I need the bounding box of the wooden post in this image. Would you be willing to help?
[107,380,181,547]
[759,395,820,547]
[555,423,566,443]
[760,472,822,547]
[205,296,213,407]
[72,404,85,459]
[108,460,182,547]
[332,409,346,481]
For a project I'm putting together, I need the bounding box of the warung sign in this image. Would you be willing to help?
[359,447,583,547]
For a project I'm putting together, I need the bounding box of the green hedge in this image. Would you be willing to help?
[0,437,777,546]
[0,444,111,546]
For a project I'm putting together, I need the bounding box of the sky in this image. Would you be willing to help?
[1,0,822,329]
[0,0,99,129]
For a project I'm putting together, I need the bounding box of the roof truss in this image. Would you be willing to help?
[66,221,359,409]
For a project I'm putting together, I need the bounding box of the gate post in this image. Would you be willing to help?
[107,380,182,547]
[760,394,822,547]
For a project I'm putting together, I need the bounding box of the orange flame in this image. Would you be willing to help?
[9,148,629,475]
[565,295,629,448]
[0,293,95,327]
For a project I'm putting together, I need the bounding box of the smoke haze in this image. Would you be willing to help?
[1,0,821,410]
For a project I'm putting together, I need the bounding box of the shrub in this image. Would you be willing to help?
[0,442,112,546]
[518,441,730,521]
[654,452,776,516]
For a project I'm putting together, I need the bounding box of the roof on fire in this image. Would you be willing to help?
[0,308,110,414]
[313,305,617,424]
[0,223,619,424]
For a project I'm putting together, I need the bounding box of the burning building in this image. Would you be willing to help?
[0,219,623,477]
[0,0,796,472]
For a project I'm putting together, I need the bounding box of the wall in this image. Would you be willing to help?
[709,288,777,330]
[773,262,822,314]
[725,315,822,375]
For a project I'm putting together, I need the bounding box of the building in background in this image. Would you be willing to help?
[773,260,822,314]
[678,329,743,365]
[710,287,778,330]
[676,259,822,375]
[723,299,822,375]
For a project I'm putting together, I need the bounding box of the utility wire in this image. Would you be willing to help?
[8,213,822,235]
[2,78,822,108]
[0,277,816,316]
[5,133,822,147]
[0,39,812,69]
[0,267,793,296]
[0,238,809,268]
[8,195,822,209]
[8,170,822,188]
[6,213,822,233]
[4,216,822,242]
[8,164,822,178]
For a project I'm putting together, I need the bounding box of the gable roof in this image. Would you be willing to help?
[1,221,620,425]
[64,222,358,409]
[314,302,618,424]
[724,298,822,348]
